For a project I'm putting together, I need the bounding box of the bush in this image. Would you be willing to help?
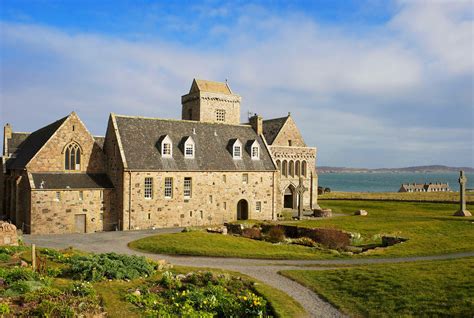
[0,303,10,315]
[66,252,156,281]
[68,281,95,297]
[312,228,351,250]
[242,227,262,240]
[292,237,318,247]
[266,226,285,243]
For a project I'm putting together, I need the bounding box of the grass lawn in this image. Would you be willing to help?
[280,258,474,317]
[130,200,474,259]
[319,191,474,202]
[290,200,474,258]
[129,231,336,259]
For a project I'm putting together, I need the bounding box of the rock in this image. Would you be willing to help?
[382,236,408,247]
[355,210,368,216]
[132,289,141,296]
[20,260,28,267]
[225,223,244,235]
[222,227,228,235]
[313,208,332,218]
[176,274,186,281]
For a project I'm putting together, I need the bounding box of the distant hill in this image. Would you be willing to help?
[317,165,474,174]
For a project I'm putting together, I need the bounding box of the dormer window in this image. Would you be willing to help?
[184,136,195,159]
[161,135,173,158]
[232,139,242,160]
[250,140,260,160]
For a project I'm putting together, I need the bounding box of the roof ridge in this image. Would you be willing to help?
[114,114,252,127]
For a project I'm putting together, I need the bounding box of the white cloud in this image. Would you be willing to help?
[0,1,472,167]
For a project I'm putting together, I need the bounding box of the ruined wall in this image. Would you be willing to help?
[120,171,278,230]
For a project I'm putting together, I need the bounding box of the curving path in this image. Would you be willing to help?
[24,229,474,318]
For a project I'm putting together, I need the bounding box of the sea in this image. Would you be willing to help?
[317,172,474,193]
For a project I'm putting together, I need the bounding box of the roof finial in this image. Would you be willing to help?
[288,112,291,116]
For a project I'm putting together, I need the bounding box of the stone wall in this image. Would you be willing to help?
[120,171,278,230]
[30,189,115,234]
[26,113,105,173]
[271,116,306,147]
[181,92,241,125]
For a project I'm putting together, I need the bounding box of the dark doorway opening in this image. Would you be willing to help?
[237,199,249,220]
[284,186,295,209]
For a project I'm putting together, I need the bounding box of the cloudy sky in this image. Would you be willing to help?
[0,0,472,168]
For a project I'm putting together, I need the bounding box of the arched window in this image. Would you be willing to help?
[65,142,81,170]
[282,160,288,177]
[302,161,307,177]
[295,161,301,176]
[276,160,281,171]
[289,160,295,177]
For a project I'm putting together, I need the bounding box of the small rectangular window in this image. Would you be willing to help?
[184,177,192,198]
[100,213,104,221]
[223,174,226,183]
[164,177,173,198]
[242,173,248,184]
[288,140,292,146]
[148,213,151,220]
[79,191,83,201]
[200,211,203,219]
[144,177,153,199]
[216,109,226,122]
[163,143,171,155]
[185,144,194,157]
[55,191,61,201]
[252,146,259,159]
[234,146,241,158]
[223,201,227,210]
[209,195,213,203]
[100,190,103,200]
[256,201,262,212]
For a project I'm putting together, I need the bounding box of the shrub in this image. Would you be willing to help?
[68,281,95,297]
[266,226,285,243]
[311,228,351,250]
[66,252,156,281]
[1,267,40,285]
[0,253,10,262]
[242,227,262,240]
[292,237,318,247]
[0,303,10,315]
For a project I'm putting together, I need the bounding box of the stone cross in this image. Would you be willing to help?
[296,176,308,220]
[454,170,471,217]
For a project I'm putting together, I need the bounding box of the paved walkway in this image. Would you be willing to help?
[24,229,474,318]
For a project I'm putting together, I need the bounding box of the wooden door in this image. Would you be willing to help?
[74,214,86,233]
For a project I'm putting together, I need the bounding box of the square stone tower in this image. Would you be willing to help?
[181,79,242,125]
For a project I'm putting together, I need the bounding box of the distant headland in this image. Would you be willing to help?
[317,165,474,174]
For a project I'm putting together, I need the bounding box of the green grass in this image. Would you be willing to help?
[320,191,474,202]
[290,200,474,258]
[129,231,336,259]
[280,258,474,317]
[130,201,474,259]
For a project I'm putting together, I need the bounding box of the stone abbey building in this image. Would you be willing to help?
[1,79,318,234]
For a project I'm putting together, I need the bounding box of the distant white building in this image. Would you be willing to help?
[399,182,450,193]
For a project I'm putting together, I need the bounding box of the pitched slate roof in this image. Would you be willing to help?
[192,79,232,95]
[114,115,276,171]
[7,116,68,169]
[7,132,30,155]
[262,116,288,145]
[31,173,114,189]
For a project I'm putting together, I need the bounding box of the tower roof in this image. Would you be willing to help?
[190,79,232,95]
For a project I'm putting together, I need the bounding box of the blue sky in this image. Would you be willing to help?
[0,0,473,168]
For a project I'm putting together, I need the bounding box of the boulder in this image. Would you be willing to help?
[355,210,368,216]
[314,208,332,218]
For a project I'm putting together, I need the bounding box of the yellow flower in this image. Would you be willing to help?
[243,296,247,301]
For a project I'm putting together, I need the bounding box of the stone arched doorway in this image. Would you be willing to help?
[237,199,249,220]
[284,185,296,209]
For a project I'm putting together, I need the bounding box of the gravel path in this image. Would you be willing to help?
[24,229,474,318]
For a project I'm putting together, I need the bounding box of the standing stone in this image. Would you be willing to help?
[454,171,472,217]
[296,176,308,220]
[0,222,18,246]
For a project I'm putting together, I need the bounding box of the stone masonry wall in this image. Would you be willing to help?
[121,171,278,230]
[27,113,105,173]
[272,116,306,147]
[30,189,115,234]
[182,92,241,125]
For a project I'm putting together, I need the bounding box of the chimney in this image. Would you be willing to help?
[249,114,263,136]
[3,123,12,157]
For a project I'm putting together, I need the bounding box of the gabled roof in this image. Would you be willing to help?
[94,136,105,149]
[262,116,289,145]
[113,115,275,171]
[190,79,232,95]
[7,132,30,155]
[31,173,113,189]
[7,116,69,169]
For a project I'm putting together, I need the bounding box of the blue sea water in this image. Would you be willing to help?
[317,172,474,193]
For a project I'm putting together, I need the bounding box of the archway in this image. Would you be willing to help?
[284,185,296,209]
[237,199,249,220]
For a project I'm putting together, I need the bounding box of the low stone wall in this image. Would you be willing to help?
[0,222,19,246]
